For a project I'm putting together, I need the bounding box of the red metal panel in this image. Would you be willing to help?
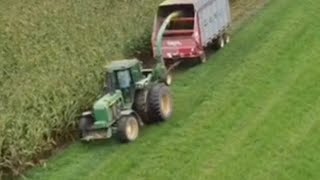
[195,13,203,50]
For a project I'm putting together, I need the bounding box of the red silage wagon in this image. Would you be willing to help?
[152,0,232,64]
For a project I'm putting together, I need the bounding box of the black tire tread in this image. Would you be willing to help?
[117,115,139,143]
[79,116,94,138]
[133,90,150,124]
[147,83,173,122]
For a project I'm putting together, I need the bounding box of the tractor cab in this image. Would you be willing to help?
[105,59,144,105]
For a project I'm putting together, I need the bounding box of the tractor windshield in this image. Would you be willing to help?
[116,70,131,89]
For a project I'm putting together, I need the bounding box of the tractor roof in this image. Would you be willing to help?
[105,59,140,71]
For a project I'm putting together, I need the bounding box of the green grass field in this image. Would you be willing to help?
[25,0,320,179]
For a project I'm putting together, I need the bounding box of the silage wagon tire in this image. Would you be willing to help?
[218,36,225,49]
[117,115,139,143]
[147,83,173,122]
[133,90,151,124]
[200,54,207,64]
[224,33,231,44]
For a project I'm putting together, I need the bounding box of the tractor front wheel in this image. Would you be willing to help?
[79,115,94,138]
[117,115,139,143]
[148,83,173,122]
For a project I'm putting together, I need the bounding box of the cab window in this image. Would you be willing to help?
[116,70,131,89]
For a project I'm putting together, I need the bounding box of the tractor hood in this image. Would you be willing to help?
[93,90,123,126]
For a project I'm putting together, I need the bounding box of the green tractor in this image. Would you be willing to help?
[79,12,181,143]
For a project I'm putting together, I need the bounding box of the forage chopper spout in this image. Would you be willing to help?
[155,11,182,66]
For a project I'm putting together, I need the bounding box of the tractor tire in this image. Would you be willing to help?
[133,90,151,124]
[117,115,139,143]
[147,83,173,122]
[79,115,94,138]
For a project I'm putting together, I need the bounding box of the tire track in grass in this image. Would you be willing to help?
[196,1,319,178]
[241,64,320,180]
[170,6,318,180]
[199,53,320,180]
[204,35,320,180]
[273,110,320,180]
[250,96,320,180]
[241,27,320,178]
[83,1,310,179]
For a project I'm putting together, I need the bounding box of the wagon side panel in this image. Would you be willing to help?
[198,0,231,46]
[225,0,232,25]
[211,0,219,40]
[218,0,231,29]
[198,0,215,46]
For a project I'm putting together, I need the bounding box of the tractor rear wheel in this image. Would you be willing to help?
[133,90,150,124]
[148,83,173,122]
[117,115,139,143]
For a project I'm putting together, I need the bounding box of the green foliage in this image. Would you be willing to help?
[123,26,153,58]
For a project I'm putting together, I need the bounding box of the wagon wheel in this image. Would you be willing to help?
[223,33,231,44]
[200,53,207,63]
[218,36,225,49]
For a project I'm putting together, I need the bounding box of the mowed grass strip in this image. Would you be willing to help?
[26,0,320,179]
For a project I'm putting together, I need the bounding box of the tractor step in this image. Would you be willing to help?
[81,128,112,142]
